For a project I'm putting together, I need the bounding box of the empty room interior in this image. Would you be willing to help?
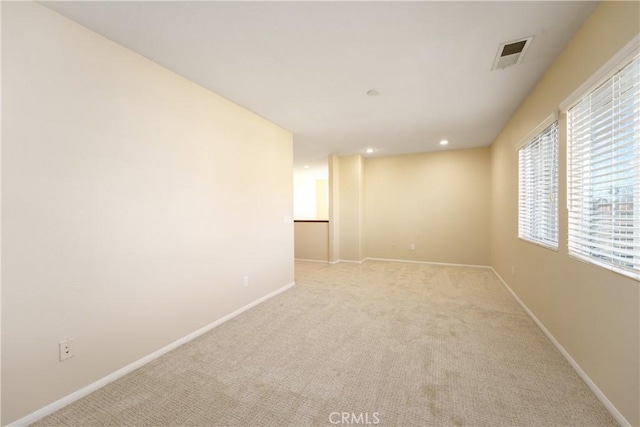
[2,1,640,426]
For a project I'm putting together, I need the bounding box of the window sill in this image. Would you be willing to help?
[518,237,559,252]
[568,252,640,282]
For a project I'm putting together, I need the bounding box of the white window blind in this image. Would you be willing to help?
[518,121,559,249]
[567,53,640,280]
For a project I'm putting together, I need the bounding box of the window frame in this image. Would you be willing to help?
[517,116,560,251]
[562,39,640,281]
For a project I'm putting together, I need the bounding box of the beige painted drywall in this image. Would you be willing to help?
[1,2,293,424]
[315,179,328,221]
[336,155,364,262]
[328,155,339,263]
[293,176,328,221]
[490,2,640,425]
[293,174,317,220]
[364,148,491,266]
[0,2,3,423]
[294,222,329,262]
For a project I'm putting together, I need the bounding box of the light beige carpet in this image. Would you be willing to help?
[35,261,617,427]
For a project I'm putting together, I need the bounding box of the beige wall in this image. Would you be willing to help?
[315,179,328,221]
[336,155,364,262]
[364,148,491,266]
[328,155,339,263]
[490,2,640,425]
[0,2,4,423]
[1,2,293,424]
[293,175,328,221]
[293,174,317,220]
[293,174,327,220]
[294,222,329,262]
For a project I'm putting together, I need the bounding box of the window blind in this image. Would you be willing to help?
[567,54,640,280]
[518,121,559,249]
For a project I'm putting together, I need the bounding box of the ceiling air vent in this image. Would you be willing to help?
[492,36,533,70]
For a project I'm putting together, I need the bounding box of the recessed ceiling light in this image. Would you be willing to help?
[366,89,380,97]
[364,148,376,154]
[303,165,310,169]
[439,140,449,146]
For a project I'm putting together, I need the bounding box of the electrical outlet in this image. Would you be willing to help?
[243,276,249,287]
[410,243,415,251]
[59,338,74,361]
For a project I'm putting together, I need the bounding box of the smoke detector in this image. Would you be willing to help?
[492,37,533,70]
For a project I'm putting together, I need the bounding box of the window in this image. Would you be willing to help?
[518,120,559,249]
[567,53,640,280]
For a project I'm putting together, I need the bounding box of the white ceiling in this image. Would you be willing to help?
[43,1,597,173]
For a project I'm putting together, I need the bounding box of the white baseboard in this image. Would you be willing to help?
[490,268,630,427]
[295,258,329,264]
[328,257,491,269]
[364,257,491,269]
[8,281,296,427]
